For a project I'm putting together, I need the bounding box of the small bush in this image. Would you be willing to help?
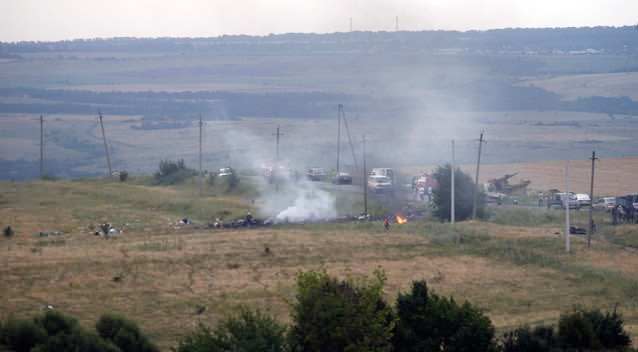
[175,308,286,352]
[3,226,14,238]
[393,280,495,352]
[153,159,195,185]
[96,314,158,352]
[288,270,396,352]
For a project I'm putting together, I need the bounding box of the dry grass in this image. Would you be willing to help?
[1,180,638,350]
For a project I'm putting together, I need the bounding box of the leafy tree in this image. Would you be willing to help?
[288,270,396,352]
[0,311,121,352]
[558,308,631,351]
[0,318,47,352]
[393,280,495,352]
[175,308,286,352]
[96,314,158,352]
[432,164,485,222]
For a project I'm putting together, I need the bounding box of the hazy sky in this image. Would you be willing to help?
[0,0,636,42]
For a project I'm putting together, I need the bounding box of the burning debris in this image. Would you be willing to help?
[395,214,408,224]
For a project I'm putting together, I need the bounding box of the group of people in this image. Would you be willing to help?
[612,204,636,225]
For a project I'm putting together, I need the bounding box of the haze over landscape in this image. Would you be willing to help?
[2,2,638,352]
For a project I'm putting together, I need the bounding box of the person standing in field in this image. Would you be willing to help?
[384,217,390,231]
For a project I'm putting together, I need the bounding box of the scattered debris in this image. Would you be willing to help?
[487,173,530,195]
[112,274,123,283]
[36,231,63,237]
[178,218,192,225]
[263,245,271,256]
[195,305,207,315]
[569,226,587,235]
[93,223,122,237]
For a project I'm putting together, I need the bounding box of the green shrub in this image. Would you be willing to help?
[96,314,158,352]
[393,280,495,352]
[558,308,631,351]
[175,308,286,352]
[432,164,485,222]
[1,318,47,352]
[0,311,123,352]
[153,159,195,185]
[501,308,631,351]
[500,326,556,352]
[288,270,396,352]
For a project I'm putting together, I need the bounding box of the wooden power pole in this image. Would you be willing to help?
[336,104,342,175]
[199,115,203,197]
[565,161,571,253]
[588,151,598,247]
[451,140,456,225]
[98,111,113,178]
[362,135,368,215]
[273,126,283,191]
[39,115,44,179]
[472,131,486,220]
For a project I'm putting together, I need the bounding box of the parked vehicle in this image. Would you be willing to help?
[218,167,235,177]
[370,168,395,183]
[333,172,353,185]
[593,197,616,211]
[307,167,327,181]
[549,192,579,209]
[575,193,591,207]
[368,175,393,193]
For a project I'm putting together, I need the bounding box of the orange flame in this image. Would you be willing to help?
[395,214,408,224]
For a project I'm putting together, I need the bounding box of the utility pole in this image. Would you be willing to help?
[565,161,571,253]
[98,111,113,178]
[451,140,456,225]
[273,126,283,191]
[336,104,342,175]
[341,107,359,172]
[362,135,368,215]
[39,115,44,179]
[472,131,486,220]
[588,151,598,247]
[198,115,203,197]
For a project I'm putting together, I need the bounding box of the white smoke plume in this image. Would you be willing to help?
[220,127,339,223]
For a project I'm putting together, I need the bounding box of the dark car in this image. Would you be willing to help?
[333,172,353,185]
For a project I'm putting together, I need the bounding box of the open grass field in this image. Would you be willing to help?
[523,72,638,101]
[2,179,638,350]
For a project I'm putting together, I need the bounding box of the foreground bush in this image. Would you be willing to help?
[0,310,156,352]
[394,280,496,352]
[96,314,158,352]
[501,308,631,351]
[175,308,286,352]
[288,270,396,352]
